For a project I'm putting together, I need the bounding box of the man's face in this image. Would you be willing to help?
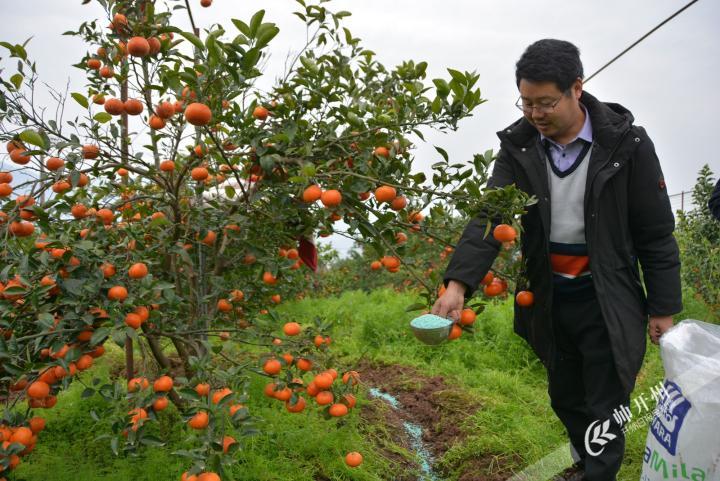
[518,78,582,140]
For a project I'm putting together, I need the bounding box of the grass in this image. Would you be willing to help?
[11,287,715,481]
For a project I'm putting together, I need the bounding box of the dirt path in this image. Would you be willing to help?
[358,362,517,481]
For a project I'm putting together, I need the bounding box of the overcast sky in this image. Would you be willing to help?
[2,0,718,256]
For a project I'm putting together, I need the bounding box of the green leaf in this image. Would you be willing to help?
[180,32,204,51]
[435,146,449,162]
[10,73,23,89]
[433,79,450,98]
[447,68,465,83]
[405,303,426,312]
[249,10,266,37]
[19,130,45,149]
[81,387,95,398]
[71,92,89,109]
[224,186,236,199]
[255,25,279,49]
[90,327,110,346]
[93,112,112,123]
[231,19,251,36]
[140,435,166,447]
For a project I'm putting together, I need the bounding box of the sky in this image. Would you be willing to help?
[1,0,718,256]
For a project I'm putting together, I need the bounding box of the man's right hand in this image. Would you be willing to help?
[431,280,467,322]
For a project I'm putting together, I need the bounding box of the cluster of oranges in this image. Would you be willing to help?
[0,417,46,478]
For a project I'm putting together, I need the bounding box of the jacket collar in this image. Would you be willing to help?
[497,91,633,149]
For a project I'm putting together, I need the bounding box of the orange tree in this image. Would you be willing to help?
[0,0,530,478]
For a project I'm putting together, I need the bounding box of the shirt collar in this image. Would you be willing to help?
[540,103,593,148]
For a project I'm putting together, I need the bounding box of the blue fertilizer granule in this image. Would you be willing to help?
[411,314,452,329]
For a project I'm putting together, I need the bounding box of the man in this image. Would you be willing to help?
[709,178,720,220]
[433,39,682,481]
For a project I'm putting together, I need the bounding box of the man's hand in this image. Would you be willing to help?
[431,280,466,322]
[648,316,674,345]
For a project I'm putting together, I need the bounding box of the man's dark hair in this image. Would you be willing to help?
[515,39,583,93]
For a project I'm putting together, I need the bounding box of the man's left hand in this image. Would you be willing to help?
[648,316,674,345]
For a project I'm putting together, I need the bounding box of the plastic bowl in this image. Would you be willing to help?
[410,314,453,345]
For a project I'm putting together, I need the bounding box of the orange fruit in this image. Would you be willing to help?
[212,388,233,404]
[285,396,306,413]
[128,377,150,392]
[197,473,220,481]
[108,285,128,301]
[217,299,232,312]
[87,58,101,69]
[271,294,281,304]
[448,323,463,340]
[263,359,282,375]
[104,98,124,115]
[493,224,517,243]
[155,102,175,119]
[370,260,382,270]
[10,147,31,165]
[128,262,148,279]
[252,106,269,120]
[99,66,114,78]
[296,358,312,371]
[82,144,99,159]
[153,396,169,411]
[313,373,333,390]
[27,381,50,399]
[125,313,142,329]
[0,183,12,197]
[123,99,144,115]
[71,204,88,218]
[302,184,322,203]
[483,280,504,297]
[329,403,348,417]
[96,208,114,225]
[315,391,334,405]
[342,370,360,385]
[262,271,277,285]
[201,0,213,6]
[0,171,12,183]
[516,290,534,307]
[459,308,476,326]
[342,393,357,409]
[184,103,212,126]
[159,160,175,171]
[195,383,211,397]
[283,322,301,336]
[28,417,45,434]
[149,115,166,129]
[345,452,363,467]
[320,189,342,207]
[188,411,209,430]
[153,375,174,392]
[76,354,94,370]
[373,146,389,158]
[147,37,161,55]
[374,185,396,203]
[10,427,33,446]
[390,195,407,210]
[480,271,494,285]
[46,157,65,171]
[222,435,237,453]
[127,37,150,57]
[191,167,209,181]
[101,263,116,278]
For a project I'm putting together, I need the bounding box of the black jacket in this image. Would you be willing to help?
[709,179,720,221]
[444,91,682,394]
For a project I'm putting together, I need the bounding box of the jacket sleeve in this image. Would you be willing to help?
[709,179,720,221]
[443,147,516,298]
[628,128,683,316]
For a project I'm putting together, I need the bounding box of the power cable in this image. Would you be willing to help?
[585,0,700,82]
